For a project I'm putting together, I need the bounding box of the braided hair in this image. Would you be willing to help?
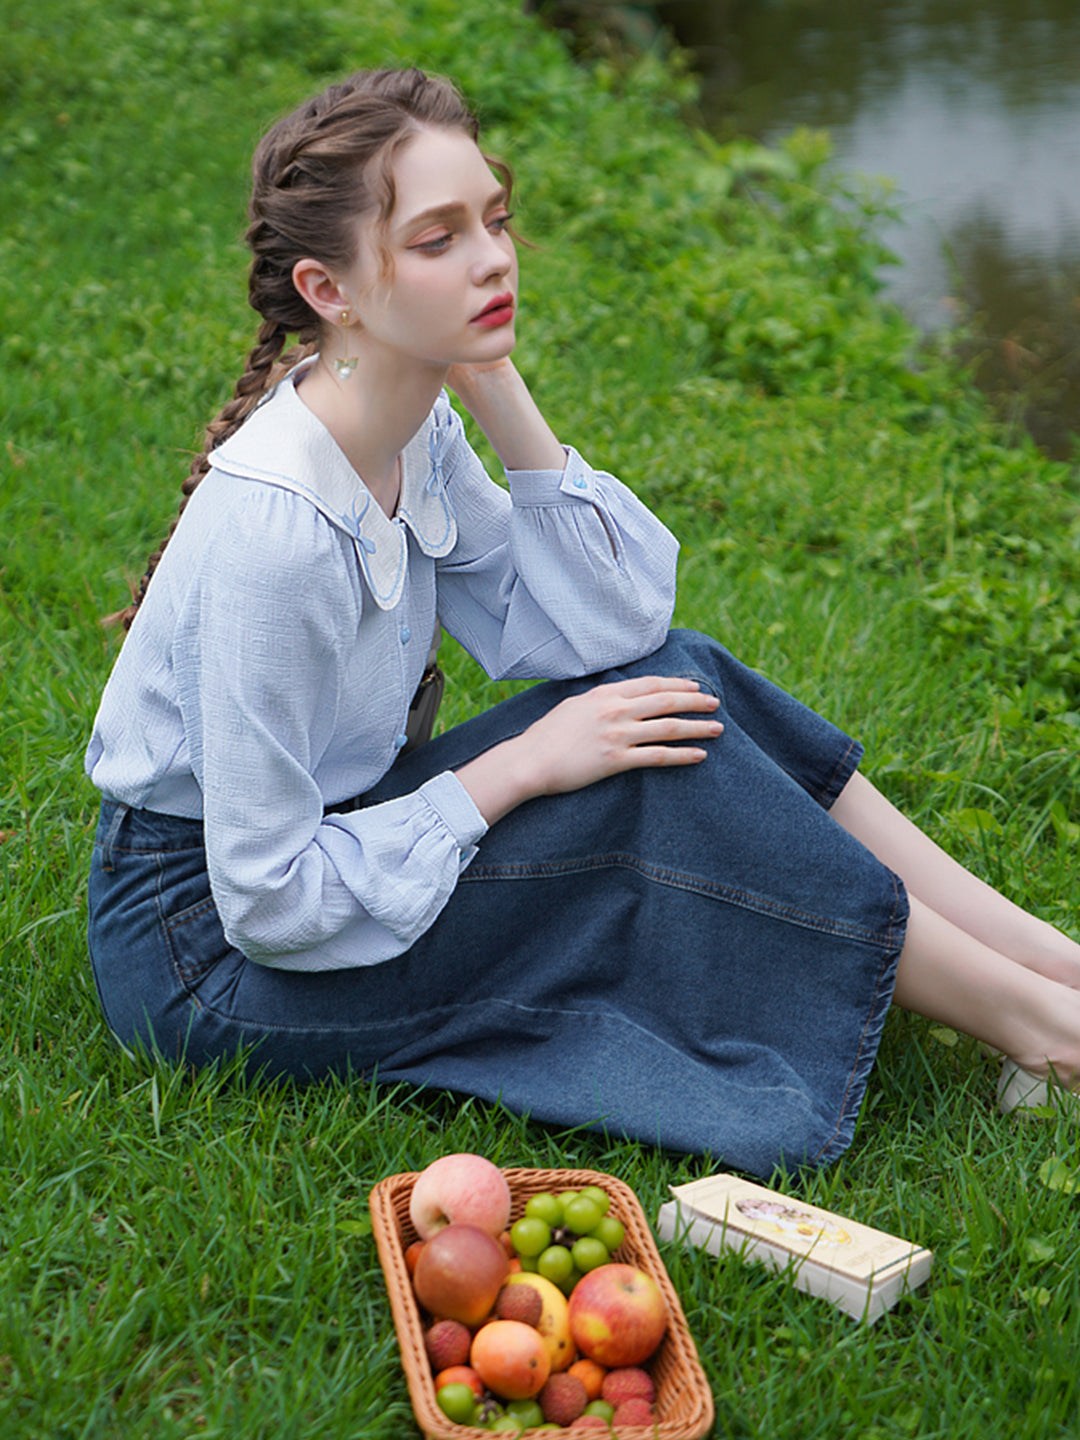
[114,68,506,629]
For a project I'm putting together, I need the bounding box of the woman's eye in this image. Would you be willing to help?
[489,210,514,233]
[412,232,453,254]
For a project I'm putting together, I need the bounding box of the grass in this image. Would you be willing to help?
[3,0,1080,1435]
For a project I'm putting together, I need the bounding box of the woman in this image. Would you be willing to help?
[86,68,1080,1178]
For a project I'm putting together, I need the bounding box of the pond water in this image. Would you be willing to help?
[658,0,1080,457]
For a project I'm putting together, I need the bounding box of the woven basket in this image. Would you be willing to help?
[369,1166,715,1439]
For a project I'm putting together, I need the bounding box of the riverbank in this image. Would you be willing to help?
[3,2,1080,1435]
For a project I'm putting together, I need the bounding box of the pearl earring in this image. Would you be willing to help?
[333,308,358,378]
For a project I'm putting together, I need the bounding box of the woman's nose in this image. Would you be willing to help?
[471,230,513,283]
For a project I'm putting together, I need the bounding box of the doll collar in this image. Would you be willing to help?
[210,359,458,611]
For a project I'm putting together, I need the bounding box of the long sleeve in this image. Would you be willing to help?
[432,399,680,681]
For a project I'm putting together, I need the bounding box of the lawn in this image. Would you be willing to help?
[3,1,1080,1436]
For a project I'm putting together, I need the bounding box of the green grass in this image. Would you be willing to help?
[3,0,1080,1435]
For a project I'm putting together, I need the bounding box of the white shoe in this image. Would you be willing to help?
[998,1060,1078,1115]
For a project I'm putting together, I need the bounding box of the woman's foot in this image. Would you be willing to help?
[998,1059,1080,1114]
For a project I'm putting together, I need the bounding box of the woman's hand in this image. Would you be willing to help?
[446,357,567,473]
[456,677,723,826]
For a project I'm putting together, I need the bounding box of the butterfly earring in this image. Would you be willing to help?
[334,308,358,378]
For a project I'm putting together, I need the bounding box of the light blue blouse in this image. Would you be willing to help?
[85,363,679,970]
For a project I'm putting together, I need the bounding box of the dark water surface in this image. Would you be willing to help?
[659,0,1080,457]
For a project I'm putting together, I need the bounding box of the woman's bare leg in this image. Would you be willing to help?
[832,771,1080,988]
[893,896,1080,1086]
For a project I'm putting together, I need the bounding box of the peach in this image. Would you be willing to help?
[413,1224,509,1327]
[409,1153,512,1240]
[470,1319,551,1401]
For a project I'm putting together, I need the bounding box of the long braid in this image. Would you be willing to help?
[108,67,502,633]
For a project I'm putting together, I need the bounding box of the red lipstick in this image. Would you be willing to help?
[471,292,515,328]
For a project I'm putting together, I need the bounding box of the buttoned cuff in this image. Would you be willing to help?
[506,447,597,505]
[420,771,488,861]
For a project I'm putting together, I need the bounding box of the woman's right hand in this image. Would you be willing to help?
[455,676,723,826]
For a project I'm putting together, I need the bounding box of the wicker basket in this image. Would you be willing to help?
[369,1166,715,1439]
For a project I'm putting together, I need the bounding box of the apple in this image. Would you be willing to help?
[567,1264,667,1368]
[409,1153,512,1240]
[413,1224,510,1327]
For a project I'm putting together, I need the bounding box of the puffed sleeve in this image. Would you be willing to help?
[431,400,679,680]
[173,485,487,971]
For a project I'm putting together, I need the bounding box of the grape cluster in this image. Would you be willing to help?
[508,1185,626,1295]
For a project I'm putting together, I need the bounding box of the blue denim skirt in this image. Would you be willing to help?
[87,631,907,1176]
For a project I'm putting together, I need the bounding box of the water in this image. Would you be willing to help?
[660,0,1080,457]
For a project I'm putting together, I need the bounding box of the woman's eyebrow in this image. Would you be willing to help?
[400,187,508,232]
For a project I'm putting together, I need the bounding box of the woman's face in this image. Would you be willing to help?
[346,125,518,371]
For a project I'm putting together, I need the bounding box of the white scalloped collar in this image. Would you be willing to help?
[210,359,458,610]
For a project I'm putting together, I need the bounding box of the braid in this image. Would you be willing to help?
[107,67,493,633]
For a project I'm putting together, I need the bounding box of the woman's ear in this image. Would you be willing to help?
[292,259,349,325]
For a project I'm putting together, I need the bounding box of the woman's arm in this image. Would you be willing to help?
[446,357,567,473]
[456,676,724,826]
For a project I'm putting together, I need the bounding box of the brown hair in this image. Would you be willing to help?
[113,67,508,629]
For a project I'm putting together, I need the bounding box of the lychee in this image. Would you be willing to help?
[423,1318,471,1371]
[601,1365,656,1406]
[538,1371,588,1426]
[494,1282,543,1328]
[567,1419,607,1431]
[612,1397,655,1426]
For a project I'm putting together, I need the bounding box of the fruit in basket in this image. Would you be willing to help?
[567,1357,607,1401]
[501,1272,575,1371]
[601,1365,656,1406]
[470,1319,551,1400]
[537,1371,588,1425]
[435,1381,479,1425]
[494,1282,543,1327]
[568,1263,667,1367]
[409,1153,512,1240]
[424,1318,472,1371]
[433,1364,484,1398]
[413,1224,509,1326]
[613,1397,656,1426]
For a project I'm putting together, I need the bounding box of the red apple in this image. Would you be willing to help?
[413,1223,510,1327]
[567,1264,667,1368]
[409,1153,512,1240]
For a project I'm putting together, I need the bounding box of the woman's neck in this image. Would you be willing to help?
[295,350,447,518]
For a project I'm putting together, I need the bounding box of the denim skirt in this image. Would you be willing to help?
[87,630,908,1177]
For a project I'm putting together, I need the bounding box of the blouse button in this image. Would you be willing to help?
[573,476,587,490]
[393,732,409,750]
[400,626,412,644]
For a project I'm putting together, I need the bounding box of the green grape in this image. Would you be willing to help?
[556,1188,581,1212]
[518,1252,541,1272]
[510,1215,551,1258]
[506,1399,545,1428]
[562,1194,603,1236]
[536,1243,574,1285]
[524,1192,563,1227]
[437,1383,478,1425]
[592,1215,626,1252]
[578,1184,611,1216]
[571,1235,610,1273]
[557,1267,582,1296]
[584,1399,615,1421]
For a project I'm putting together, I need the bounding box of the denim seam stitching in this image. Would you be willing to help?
[460,851,904,950]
